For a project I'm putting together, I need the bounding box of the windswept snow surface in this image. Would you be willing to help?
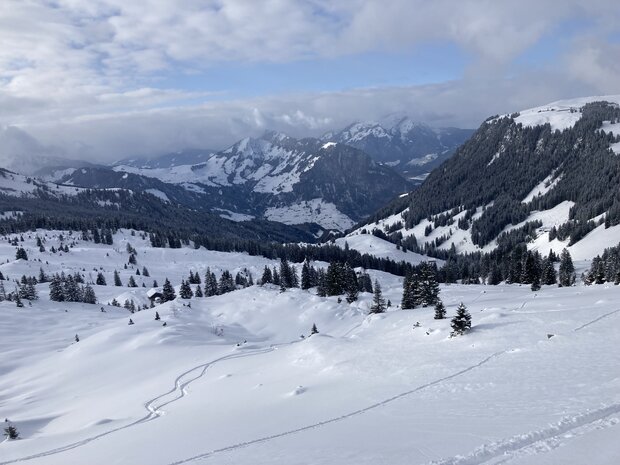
[512,95,620,131]
[0,232,619,465]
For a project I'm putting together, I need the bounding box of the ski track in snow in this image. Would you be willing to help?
[428,403,620,465]
[165,350,509,465]
[0,343,298,465]
[572,308,620,332]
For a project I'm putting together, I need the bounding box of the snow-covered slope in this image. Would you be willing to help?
[511,95,620,131]
[0,231,619,465]
[0,168,86,198]
[356,96,620,260]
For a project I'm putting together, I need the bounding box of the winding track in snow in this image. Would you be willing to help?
[0,344,289,465]
[165,350,509,465]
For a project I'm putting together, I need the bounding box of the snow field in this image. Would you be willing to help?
[0,232,618,464]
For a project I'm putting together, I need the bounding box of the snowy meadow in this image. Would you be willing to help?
[0,230,619,465]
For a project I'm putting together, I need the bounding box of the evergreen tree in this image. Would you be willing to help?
[179,279,193,299]
[316,269,327,297]
[82,285,97,304]
[38,267,48,283]
[128,253,137,265]
[96,272,106,286]
[420,263,440,306]
[204,269,218,296]
[401,273,416,309]
[450,303,472,336]
[127,276,138,288]
[434,299,446,319]
[113,270,122,287]
[218,270,236,294]
[15,248,28,261]
[155,311,160,321]
[369,280,387,314]
[301,259,312,290]
[541,256,557,285]
[261,266,273,285]
[142,266,150,277]
[162,278,176,302]
[559,248,576,287]
[4,424,19,440]
[75,334,80,342]
[325,262,345,296]
[15,292,23,308]
[310,323,319,335]
[194,285,203,297]
[0,280,6,302]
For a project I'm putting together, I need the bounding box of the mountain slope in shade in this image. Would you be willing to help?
[323,117,474,182]
[61,132,413,231]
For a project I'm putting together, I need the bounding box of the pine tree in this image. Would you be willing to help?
[162,278,176,302]
[96,272,106,286]
[128,318,134,325]
[127,276,137,288]
[82,285,97,304]
[179,280,193,299]
[434,299,446,319]
[15,292,23,308]
[75,334,80,342]
[316,269,327,297]
[559,248,575,287]
[261,266,273,285]
[541,257,557,285]
[142,266,150,277]
[0,280,5,302]
[204,269,218,296]
[420,263,440,306]
[113,270,122,287]
[401,273,416,309]
[4,424,19,440]
[310,323,319,335]
[301,259,312,290]
[15,247,28,261]
[369,280,386,314]
[38,267,48,283]
[194,285,203,297]
[155,311,160,321]
[218,270,235,294]
[450,303,471,336]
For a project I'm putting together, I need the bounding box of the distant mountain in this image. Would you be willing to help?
[52,131,412,231]
[351,96,620,262]
[322,117,474,182]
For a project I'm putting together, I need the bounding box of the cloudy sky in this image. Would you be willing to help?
[1,0,620,162]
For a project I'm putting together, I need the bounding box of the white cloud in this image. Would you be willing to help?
[0,0,619,163]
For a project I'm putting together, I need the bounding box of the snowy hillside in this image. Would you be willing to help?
[510,95,620,131]
[356,97,620,265]
[0,168,87,198]
[0,231,619,464]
